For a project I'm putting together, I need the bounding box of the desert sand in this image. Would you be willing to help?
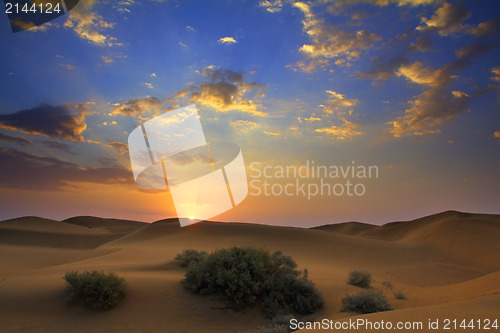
[0,211,499,332]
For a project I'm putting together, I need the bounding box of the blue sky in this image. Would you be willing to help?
[0,0,499,225]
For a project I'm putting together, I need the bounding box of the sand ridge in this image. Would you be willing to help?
[0,211,498,332]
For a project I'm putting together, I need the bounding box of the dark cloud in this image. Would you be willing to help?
[41,140,73,151]
[357,56,410,81]
[0,147,132,191]
[0,103,89,142]
[360,42,496,86]
[417,2,471,36]
[112,97,164,116]
[409,35,434,52]
[390,88,470,137]
[175,66,266,116]
[470,19,500,37]
[450,43,497,72]
[0,133,32,145]
[106,141,129,154]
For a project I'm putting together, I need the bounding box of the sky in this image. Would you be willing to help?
[0,0,499,227]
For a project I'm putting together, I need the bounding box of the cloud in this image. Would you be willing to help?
[298,116,321,123]
[490,66,500,83]
[292,2,381,71]
[409,35,434,52]
[42,140,73,151]
[230,120,260,133]
[315,118,363,140]
[218,37,237,44]
[9,17,55,32]
[327,0,440,9]
[60,63,75,70]
[112,97,164,116]
[175,66,266,116]
[319,90,358,114]
[396,61,450,87]
[300,23,381,64]
[358,56,410,81]
[63,0,116,46]
[264,130,281,136]
[106,141,129,154]
[144,82,154,89]
[0,133,32,145]
[314,90,362,140]
[259,0,283,13]
[101,56,114,63]
[0,147,131,191]
[470,19,500,37]
[0,104,89,142]
[362,41,495,85]
[390,89,469,137]
[294,58,330,73]
[417,2,471,36]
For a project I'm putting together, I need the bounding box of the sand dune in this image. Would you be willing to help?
[0,211,498,332]
[319,211,500,272]
[313,221,377,235]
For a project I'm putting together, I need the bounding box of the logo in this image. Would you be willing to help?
[128,105,248,227]
[4,0,80,33]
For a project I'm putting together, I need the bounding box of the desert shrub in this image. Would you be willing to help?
[382,280,394,290]
[179,247,323,319]
[341,290,393,314]
[394,290,407,299]
[248,324,289,333]
[63,270,126,310]
[347,270,372,288]
[248,314,294,333]
[175,249,207,268]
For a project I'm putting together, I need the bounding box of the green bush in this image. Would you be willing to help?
[175,249,207,268]
[179,247,323,319]
[63,270,126,310]
[347,270,372,288]
[341,290,393,314]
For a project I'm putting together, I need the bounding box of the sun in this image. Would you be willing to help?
[189,216,195,220]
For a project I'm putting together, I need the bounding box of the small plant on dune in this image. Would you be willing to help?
[382,280,394,290]
[394,290,407,300]
[178,247,323,321]
[347,270,372,288]
[341,290,393,314]
[174,249,207,268]
[248,315,294,333]
[63,270,126,310]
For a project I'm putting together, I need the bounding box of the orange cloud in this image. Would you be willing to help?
[64,0,116,46]
[175,66,266,117]
[218,37,237,44]
[292,1,381,71]
[417,2,471,36]
[390,89,469,137]
[315,118,362,140]
[320,90,358,115]
[396,61,450,87]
